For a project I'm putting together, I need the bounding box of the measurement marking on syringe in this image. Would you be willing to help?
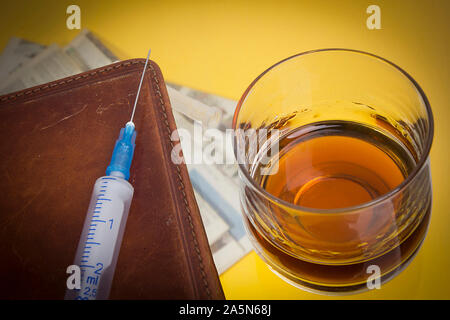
[85,242,101,245]
[98,198,112,201]
[92,220,106,223]
[102,177,117,180]
[80,265,95,268]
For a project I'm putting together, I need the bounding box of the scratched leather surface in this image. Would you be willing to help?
[0,59,224,300]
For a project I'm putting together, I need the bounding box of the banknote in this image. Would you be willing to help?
[0,44,83,94]
[64,29,118,71]
[0,30,118,94]
[0,37,45,83]
[170,88,251,274]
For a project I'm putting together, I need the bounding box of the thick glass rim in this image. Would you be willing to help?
[232,48,434,214]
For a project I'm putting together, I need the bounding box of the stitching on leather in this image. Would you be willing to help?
[148,63,213,299]
[0,59,214,298]
[147,63,212,299]
[0,60,142,102]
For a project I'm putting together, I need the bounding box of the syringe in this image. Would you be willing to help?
[65,50,151,300]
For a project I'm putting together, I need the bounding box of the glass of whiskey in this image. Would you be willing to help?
[232,49,434,294]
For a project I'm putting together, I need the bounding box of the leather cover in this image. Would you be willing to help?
[0,59,224,300]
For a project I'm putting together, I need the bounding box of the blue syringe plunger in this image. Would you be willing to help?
[106,122,136,180]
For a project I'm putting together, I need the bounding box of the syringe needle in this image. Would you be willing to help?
[129,49,151,124]
[106,50,150,181]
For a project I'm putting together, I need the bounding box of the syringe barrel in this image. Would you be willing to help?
[65,176,134,300]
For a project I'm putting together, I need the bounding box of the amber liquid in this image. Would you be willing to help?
[247,121,431,293]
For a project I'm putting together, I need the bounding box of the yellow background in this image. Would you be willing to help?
[1,0,449,299]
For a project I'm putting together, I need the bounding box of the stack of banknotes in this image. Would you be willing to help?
[0,29,251,274]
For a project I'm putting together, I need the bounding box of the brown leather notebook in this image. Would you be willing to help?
[0,59,224,299]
